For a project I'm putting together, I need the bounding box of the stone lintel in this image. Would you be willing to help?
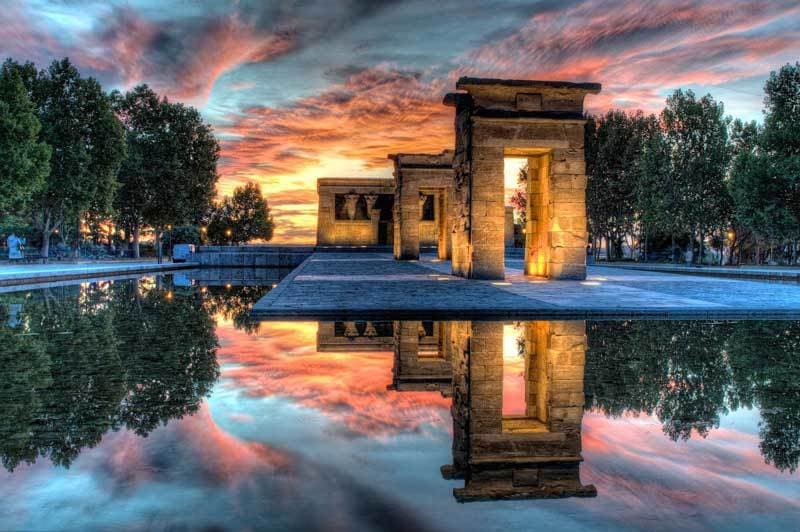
[456,77,601,93]
[472,109,588,121]
[443,92,472,107]
[389,150,453,169]
[317,177,394,191]
[449,77,601,116]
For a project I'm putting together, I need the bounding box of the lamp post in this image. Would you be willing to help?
[167,225,173,262]
[200,226,207,245]
[225,228,232,247]
[727,230,736,266]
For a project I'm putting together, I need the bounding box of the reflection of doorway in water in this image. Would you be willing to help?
[502,323,526,417]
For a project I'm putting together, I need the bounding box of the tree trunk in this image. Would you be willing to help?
[698,228,704,266]
[40,212,52,261]
[643,230,648,263]
[73,218,81,259]
[133,224,141,259]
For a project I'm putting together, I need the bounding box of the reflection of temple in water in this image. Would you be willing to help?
[388,321,453,396]
[316,319,596,502]
[442,321,596,502]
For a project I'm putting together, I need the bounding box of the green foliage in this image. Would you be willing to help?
[0,60,50,218]
[586,110,659,259]
[112,85,219,256]
[202,284,272,334]
[661,90,732,243]
[0,281,219,471]
[508,164,528,223]
[728,64,800,260]
[113,85,220,230]
[164,225,203,246]
[586,320,800,472]
[6,58,126,257]
[207,182,274,245]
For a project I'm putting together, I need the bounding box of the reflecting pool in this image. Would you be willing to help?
[0,274,798,531]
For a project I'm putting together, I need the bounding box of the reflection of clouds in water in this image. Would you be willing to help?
[580,412,800,529]
[215,321,452,438]
[0,403,442,532]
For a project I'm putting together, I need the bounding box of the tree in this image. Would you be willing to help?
[207,182,274,245]
[508,164,528,223]
[638,128,684,262]
[112,85,219,258]
[729,64,800,264]
[8,58,126,259]
[0,60,50,220]
[0,280,219,471]
[112,85,161,257]
[586,110,658,260]
[660,90,731,264]
[761,63,800,261]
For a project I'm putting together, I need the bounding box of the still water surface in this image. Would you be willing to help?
[0,273,798,531]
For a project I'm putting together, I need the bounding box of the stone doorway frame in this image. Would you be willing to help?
[390,151,454,261]
[444,78,600,280]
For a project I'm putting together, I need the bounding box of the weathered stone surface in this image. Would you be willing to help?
[391,151,454,261]
[440,319,595,501]
[316,178,395,246]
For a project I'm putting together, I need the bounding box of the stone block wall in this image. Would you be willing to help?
[316,178,395,246]
[316,321,396,351]
[445,319,596,501]
[192,245,313,267]
[444,78,599,281]
[390,151,454,260]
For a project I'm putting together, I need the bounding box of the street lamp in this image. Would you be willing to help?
[225,228,232,246]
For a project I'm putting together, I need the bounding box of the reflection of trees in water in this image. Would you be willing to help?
[202,285,272,334]
[0,281,219,472]
[586,320,800,472]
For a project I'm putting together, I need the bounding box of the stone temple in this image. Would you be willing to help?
[315,77,600,281]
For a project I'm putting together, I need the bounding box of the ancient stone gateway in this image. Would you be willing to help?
[444,78,600,280]
[442,320,596,501]
[315,178,395,247]
[390,150,455,260]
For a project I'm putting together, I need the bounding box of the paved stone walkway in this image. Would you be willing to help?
[0,260,193,287]
[252,252,800,319]
[593,262,800,281]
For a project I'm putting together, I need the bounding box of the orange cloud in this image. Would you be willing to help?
[454,0,800,112]
[217,66,454,242]
[214,321,452,438]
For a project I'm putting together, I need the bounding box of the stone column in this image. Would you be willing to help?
[445,320,595,502]
[396,178,420,260]
[364,193,379,217]
[445,78,598,281]
[438,191,451,260]
[344,192,360,220]
[548,144,589,279]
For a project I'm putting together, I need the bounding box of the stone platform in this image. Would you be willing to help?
[0,260,193,288]
[251,252,800,320]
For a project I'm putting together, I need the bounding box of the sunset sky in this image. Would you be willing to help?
[4,0,799,242]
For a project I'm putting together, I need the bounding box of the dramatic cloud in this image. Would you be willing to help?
[214,320,452,437]
[454,0,800,110]
[4,0,799,242]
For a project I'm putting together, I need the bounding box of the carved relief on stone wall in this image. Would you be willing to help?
[344,190,360,220]
[364,193,379,220]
